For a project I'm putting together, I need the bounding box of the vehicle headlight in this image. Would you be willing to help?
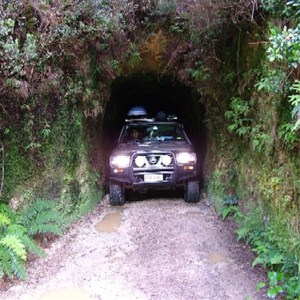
[110,155,130,168]
[161,155,172,166]
[176,152,197,164]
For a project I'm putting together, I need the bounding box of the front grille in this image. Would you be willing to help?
[132,153,174,168]
[132,152,175,183]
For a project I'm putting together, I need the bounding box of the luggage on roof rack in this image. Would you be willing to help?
[167,114,178,121]
[126,106,152,122]
[126,106,178,122]
[127,106,148,117]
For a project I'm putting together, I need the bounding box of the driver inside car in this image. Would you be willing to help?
[131,129,141,140]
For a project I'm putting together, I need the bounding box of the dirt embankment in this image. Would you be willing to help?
[1,194,267,300]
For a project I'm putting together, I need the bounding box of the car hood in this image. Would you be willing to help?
[111,141,194,156]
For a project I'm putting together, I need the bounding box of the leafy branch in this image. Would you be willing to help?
[0,142,4,198]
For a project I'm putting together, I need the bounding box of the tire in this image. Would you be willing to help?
[109,184,125,206]
[184,180,200,203]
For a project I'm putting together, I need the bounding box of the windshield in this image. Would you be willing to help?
[119,123,186,143]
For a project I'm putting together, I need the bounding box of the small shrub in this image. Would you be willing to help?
[20,199,64,236]
[0,199,64,280]
[0,204,41,280]
[235,206,300,299]
[225,97,251,137]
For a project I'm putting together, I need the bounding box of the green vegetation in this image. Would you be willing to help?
[20,199,63,236]
[0,1,299,297]
[207,1,300,298]
[0,200,63,279]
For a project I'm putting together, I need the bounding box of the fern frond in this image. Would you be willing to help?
[21,199,53,227]
[0,212,11,227]
[19,234,45,257]
[25,199,55,214]
[7,224,44,257]
[0,242,27,280]
[0,234,26,261]
[0,244,14,278]
[34,210,63,224]
[29,223,62,235]
[0,205,45,280]
[9,253,27,280]
[21,199,63,236]
[0,204,18,223]
[6,223,27,235]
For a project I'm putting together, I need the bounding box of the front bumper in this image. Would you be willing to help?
[110,163,198,190]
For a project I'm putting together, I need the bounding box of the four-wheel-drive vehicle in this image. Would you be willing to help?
[109,114,200,205]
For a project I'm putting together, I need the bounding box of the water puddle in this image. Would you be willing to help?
[95,210,123,233]
[206,252,227,264]
[39,288,90,300]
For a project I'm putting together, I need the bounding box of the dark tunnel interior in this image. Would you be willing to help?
[101,72,207,185]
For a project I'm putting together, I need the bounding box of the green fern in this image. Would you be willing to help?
[0,247,27,280]
[0,203,18,222]
[0,244,16,278]
[0,204,45,280]
[21,199,64,236]
[0,234,27,279]
[9,252,27,280]
[0,212,11,228]
[0,200,63,280]
[7,224,45,257]
[21,199,55,222]
[0,234,26,260]
[0,204,17,234]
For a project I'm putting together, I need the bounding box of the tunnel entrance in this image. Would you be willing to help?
[101,71,206,185]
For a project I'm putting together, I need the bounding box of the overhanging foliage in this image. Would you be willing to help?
[0,1,299,296]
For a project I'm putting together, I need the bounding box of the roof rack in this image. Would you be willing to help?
[125,118,155,123]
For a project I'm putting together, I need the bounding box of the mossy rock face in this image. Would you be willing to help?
[9,193,25,211]
[139,29,168,71]
[2,138,34,204]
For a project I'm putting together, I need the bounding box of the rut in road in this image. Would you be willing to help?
[1,195,266,300]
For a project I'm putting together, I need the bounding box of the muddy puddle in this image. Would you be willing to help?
[95,210,123,233]
[39,288,90,300]
[206,252,227,264]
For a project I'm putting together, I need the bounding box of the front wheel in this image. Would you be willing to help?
[109,184,125,206]
[184,180,200,203]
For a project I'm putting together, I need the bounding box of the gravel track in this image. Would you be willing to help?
[0,194,267,300]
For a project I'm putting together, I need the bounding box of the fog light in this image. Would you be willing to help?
[161,155,172,166]
[135,156,145,167]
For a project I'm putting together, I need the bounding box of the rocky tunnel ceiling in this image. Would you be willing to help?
[104,73,203,130]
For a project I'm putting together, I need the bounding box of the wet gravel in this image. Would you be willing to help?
[0,194,267,300]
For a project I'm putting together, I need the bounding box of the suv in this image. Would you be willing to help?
[109,115,200,205]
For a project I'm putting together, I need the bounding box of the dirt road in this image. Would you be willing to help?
[1,194,266,300]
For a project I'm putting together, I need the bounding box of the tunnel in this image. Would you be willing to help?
[100,71,207,187]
